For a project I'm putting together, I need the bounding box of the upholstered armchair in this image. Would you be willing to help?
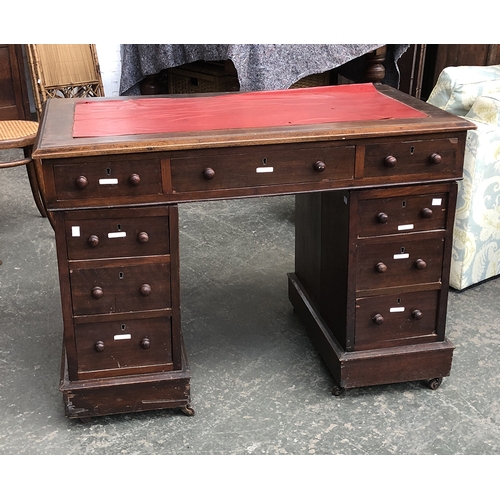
[427,65,500,290]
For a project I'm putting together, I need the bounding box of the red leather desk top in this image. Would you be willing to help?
[72,83,427,138]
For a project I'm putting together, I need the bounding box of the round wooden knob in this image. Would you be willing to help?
[415,258,427,270]
[421,207,433,218]
[384,155,397,168]
[75,175,88,189]
[91,286,104,299]
[412,309,423,320]
[140,284,152,296]
[377,212,389,223]
[313,160,326,172]
[140,337,151,349]
[203,167,216,180]
[137,231,149,243]
[129,173,141,186]
[429,153,442,164]
[94,341,105,352]
[372,313,384,325]
[87,235,99,247]
[376,262,388,273]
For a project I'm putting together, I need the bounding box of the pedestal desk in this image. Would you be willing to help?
[32,84,475,418]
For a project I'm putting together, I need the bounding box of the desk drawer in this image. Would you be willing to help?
[70,259,171,316]
[356,234,445,291]
[364,137,460,179]
[354,290,439,350]
[64,207,171,261]
[171,143,355,192]
[357,191,449,237]
[75,316,173,378]
[53,157,163,202]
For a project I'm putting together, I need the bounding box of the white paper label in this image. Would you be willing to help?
[432,198,442,206]
[114,334,132,341]
[394,253,410,260]
[390,307,405,313]
[108,232,127,239]
[71,226,80,237]
[99,178,119,185]
[256,167,274,173]
[398,224,414,231]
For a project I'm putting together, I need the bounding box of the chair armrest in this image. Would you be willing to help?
[427,65,500,116]
[464,92,500,127]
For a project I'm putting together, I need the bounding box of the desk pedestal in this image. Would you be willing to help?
[290,185,457,393]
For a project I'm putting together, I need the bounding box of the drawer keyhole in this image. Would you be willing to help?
[400,247,406,254]
[262,157,267,166]
[410,146,415,154]
[402,200,407,208]
[106,167,112,175]
[119,271,124,279]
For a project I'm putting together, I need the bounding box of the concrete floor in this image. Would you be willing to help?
[1,151,500,465]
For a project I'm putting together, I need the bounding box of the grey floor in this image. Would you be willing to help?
[1,150,500,460]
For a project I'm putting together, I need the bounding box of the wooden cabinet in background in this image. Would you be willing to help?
[0,44,31,121]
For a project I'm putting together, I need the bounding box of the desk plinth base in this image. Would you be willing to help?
[288,273,454,393]
[59,346,192,419]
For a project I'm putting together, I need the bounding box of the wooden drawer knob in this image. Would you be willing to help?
[140,283,152,296]
[313,160,326,172]
[415,258,427,270]
[94,341,105,352]
[87,234,99,247]
[412,309,423,320]
[384,155,397,168]
[137,231,149,243]
[140,337,151,349]
[377,212,389,223]
[375,262,388,273]
[129,173,141,185]
[203,167,216,180]
[372,313,384,325]
[75,175,88,189]
[91,286,104,299]
[421,207,433,218]
[429,153,442,164]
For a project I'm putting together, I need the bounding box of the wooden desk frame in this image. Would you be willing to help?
[33,85,475,418]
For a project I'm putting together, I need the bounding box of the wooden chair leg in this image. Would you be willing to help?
[26,161,47,218]
[22,145,55,230]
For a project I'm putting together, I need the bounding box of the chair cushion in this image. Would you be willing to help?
[427,65,500,116]
[464,92,500,127]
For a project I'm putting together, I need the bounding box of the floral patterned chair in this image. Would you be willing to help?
[427,64,500,290]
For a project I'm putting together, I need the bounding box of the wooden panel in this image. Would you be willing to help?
[171,143,355,193]
[356,233,445,292]
[75,316,173,378]
[0,44,31,120]
[70,259,171,316]
[64,207,170,261]
[354,290,440,350]
[53,157,163,202]
[435,44,500,73]
[357,190,449,237]
[364,137,460,180]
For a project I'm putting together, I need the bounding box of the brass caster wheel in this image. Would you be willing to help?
[427,377,443,390]
[332,384,346,397]
[180,404,195,416]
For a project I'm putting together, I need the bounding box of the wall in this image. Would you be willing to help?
[95,43,122,97]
